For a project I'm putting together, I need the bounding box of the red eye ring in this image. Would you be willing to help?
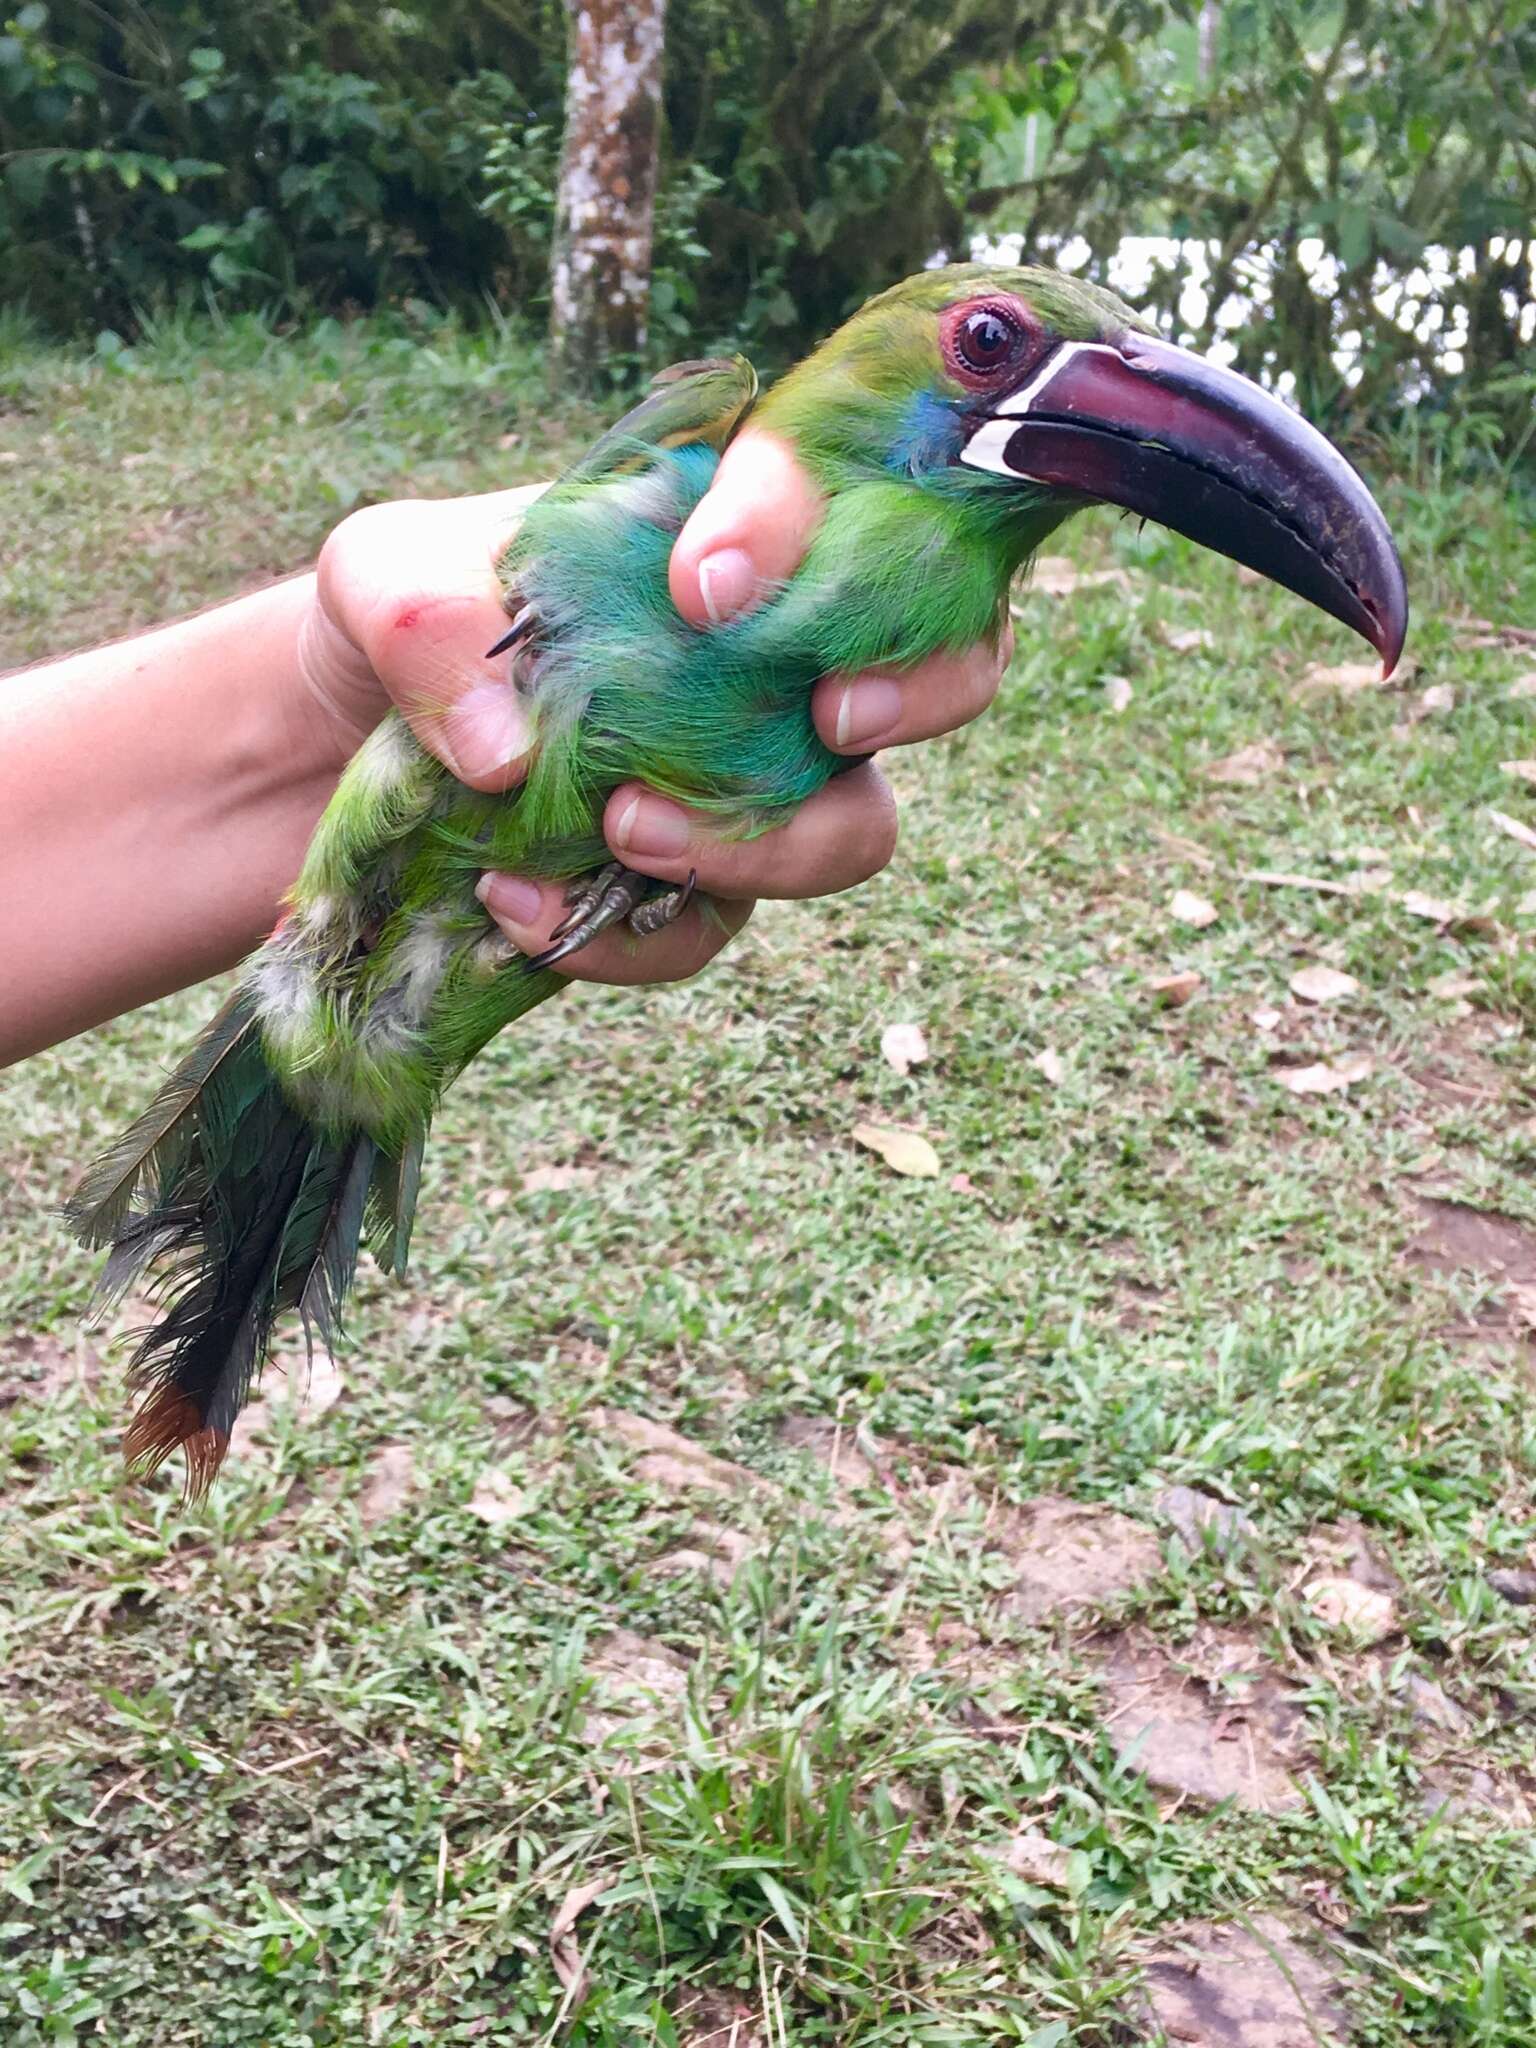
[941,297,1038,390]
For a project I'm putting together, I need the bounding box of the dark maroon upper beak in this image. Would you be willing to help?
[961,331,1408,675]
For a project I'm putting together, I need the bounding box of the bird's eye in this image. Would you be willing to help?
[955,306,1022,374]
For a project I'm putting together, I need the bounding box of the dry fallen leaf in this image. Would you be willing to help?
[1289,963,1360,1005]
[1205,740,1283,785]
[1297,658,1383,694]
[1030,1047,1065,1086]
[549,1876,616,1999]
[1003,1829,1075,1889]
[880,1022,929,1076]
[469,1467,529,1527]
[852,1123,940,1178]
[1500,759,1536,787]
[1157,622,1214,653]
[1026,556,1131,598]
[1418,683,1456,716]
[522,1164,597,1193]
[1489,808,1536,854]
[1103,674,1134,713]
[1251,1004,1283,1032]
[1427,971,1480,1000]
[1306,1576,1396,1643]
[360,1443,416,1525]
[1507,672,1536,701]
[1274,1055,1373,1096]
[1169,888,1218,929]
[1147,970,1203,1007]
[1397,889,1469,925]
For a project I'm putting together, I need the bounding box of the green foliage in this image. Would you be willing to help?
[1,0,1531,453]
[962,0,1536,455]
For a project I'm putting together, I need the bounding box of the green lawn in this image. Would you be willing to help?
[4,313,1536,2046]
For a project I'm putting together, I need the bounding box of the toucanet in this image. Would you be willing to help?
[67,264,1408,1492]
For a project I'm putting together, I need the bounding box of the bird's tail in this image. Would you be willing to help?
[63,989,420,1495]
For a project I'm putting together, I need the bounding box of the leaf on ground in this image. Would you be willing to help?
[522,1164,597,1193]
[1157,622,1214,653]
[1205,740,1283,785]
[1489,808,1536,854]
[1030,1047,1065,1086]
[1507,672,1536,700]
[1169,888,1218,929]
[1147,970,1202,1007]
[1427,971,1480,1000]
[1273,1055,1373,1096]
[1306,1576,1396,1642]
[1418,683,1456,716]
[360,1443,415,1525]
[549,1876,615,1998]
[1499,759,1536,786]
[1025,555,1131,597]
[1289,964,1359,1005]
[1397,889,1471,925]
[1000,1829,1076,1890]
[1250,1005,1283,1032]
[468,1467,528,1526]
[879,1022,929,1076]
[1103,674,1133,713]
[1297,656,1413,694]
[852,1123,940,1176]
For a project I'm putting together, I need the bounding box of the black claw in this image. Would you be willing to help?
[484,604,538,661]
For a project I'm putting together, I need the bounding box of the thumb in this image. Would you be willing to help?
[668,429,825,628]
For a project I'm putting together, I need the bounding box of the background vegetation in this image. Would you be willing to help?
[1,1,1532,452]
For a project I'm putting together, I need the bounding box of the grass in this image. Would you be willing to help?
[4,310,1536,2045]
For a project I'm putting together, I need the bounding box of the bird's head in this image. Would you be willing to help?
[757,263,1407,674]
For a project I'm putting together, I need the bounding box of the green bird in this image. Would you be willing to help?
[67,264,1408,1493]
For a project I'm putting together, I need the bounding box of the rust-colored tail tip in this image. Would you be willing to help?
[123,1386,229,1501]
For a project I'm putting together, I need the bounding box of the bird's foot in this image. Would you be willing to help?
[527,862,698,971]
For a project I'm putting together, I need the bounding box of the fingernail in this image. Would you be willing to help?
[697,546,756,625]
[834,678,903,748]
[443,683,529,782]
[475,872,544,926]
[613,792,690,859]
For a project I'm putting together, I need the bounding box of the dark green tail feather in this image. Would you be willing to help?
[65,992,422,1494]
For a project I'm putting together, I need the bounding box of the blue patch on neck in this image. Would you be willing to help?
[887,390,964,478]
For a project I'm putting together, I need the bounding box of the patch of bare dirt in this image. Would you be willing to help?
[1139,1914,1348,2046]
[1000,1496,1163,1622]
[591,1407,769,1497]
[1099,1630,1307,1813]
[777,1413,886,1490]
[0,1331,100,1408]
[1422,1762,1534,1825]
[1156,1486,1255,1556]
[1406,1197,1536,1340]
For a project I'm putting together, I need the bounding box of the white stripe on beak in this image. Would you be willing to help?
[959,341,1126,480]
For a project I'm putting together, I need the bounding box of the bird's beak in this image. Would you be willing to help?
[960,331,1408,675]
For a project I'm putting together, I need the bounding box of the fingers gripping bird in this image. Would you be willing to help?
[67,265,1408,1493]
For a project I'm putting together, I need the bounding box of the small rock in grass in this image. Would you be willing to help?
[1487,1567,1536,1606]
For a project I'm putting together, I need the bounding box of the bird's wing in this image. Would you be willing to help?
[562,354,760,487]
[494,355,758,621]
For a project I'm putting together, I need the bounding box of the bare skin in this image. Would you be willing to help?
[0,431,1010,1064]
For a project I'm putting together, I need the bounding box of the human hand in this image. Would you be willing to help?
[299,439,1012,987]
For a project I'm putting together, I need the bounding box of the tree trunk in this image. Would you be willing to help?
[548,0,667,391]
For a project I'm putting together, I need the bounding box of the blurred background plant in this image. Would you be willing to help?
[1,0,1531,459]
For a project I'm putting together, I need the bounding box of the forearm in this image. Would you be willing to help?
[0,577,359,1064]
